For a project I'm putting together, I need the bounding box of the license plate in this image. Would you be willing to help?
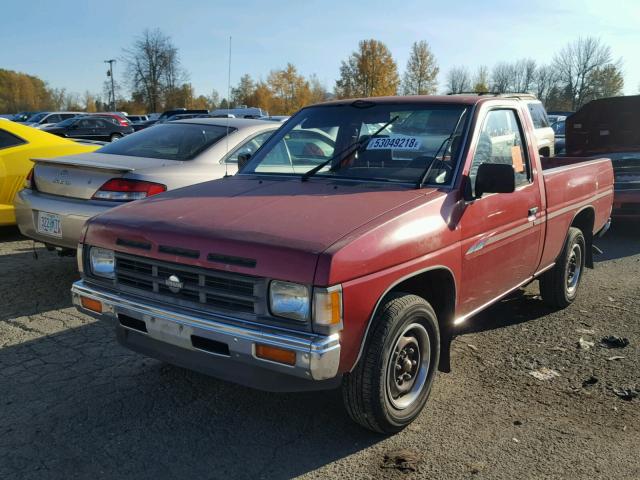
[37,211,62,237]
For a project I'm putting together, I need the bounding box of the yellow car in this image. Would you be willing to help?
[0,120,100,225]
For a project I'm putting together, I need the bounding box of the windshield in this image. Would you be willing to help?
[241,103,469,185]
[97,123,234,160]
[552,121,565,135]
[27,112,47,123]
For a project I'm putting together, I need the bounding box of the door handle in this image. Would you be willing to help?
[528,207,539,219]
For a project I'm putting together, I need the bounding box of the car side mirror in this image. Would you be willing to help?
[237,152,252,170]
[474,163,516,198]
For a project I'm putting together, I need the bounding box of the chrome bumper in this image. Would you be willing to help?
[71,280,341,383]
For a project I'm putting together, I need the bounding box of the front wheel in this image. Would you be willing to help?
[539,227,586,308]
[342,294,440,433]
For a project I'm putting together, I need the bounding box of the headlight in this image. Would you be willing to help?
[313,285,343,334]
[269,280,310,322]
[89,247,115,279]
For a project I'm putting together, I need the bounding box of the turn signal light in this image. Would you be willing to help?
[312,285,343,334]
[80,296,102,313]
[255,344,296,366]
[92,178,167,201]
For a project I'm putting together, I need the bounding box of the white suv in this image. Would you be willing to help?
[502,95,555,156]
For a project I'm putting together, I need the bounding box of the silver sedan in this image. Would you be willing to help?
[15,118,279,250]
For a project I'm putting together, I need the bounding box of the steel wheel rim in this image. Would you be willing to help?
[386,322,430,410]
[566,243,582,295]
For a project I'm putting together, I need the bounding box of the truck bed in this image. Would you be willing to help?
[538,156,614,269]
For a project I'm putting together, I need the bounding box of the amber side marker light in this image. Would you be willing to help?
[255,344,296,366]
[80,296,102,313]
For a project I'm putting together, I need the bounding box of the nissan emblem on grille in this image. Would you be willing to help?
[165,275,183,293]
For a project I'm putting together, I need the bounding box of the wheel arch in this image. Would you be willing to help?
[350,266,457,372]
[570,206,595,268]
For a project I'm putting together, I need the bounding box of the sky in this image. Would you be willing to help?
[1,0,639,101]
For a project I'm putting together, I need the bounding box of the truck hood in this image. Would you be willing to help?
[85,176,429,283]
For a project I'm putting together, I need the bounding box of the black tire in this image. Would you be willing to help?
[110,133,122,142]
[342,293,440,434]
[539,227,586,308]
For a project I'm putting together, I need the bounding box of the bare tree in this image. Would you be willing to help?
[402,40,439,95]
[491,62,512,93]
[122,29,185,112]
[553,37,614,110]
[533,65,558,105]
[446,66,471,94]
[491,59,536,93]
[512,59,537,92]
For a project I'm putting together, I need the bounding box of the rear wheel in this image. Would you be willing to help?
[539,227,586,308]
[110,133,122,142]
[342,294,440,434]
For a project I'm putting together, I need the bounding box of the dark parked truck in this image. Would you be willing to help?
[72,95,613,433]
[565,95,640,220]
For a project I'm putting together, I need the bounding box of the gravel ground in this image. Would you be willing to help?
[1,224,638,480]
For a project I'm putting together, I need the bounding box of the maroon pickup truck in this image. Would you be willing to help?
[72,95,613,433]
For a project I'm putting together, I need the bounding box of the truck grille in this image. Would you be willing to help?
[114,253,260,314]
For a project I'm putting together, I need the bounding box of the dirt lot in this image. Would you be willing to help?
[1,224,638,480]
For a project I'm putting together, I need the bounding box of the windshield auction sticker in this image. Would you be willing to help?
[367,136,422,150]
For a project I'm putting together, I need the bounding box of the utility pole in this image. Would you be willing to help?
[104,59,116,111]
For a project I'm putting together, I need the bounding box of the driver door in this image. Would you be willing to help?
[458,108,543,317]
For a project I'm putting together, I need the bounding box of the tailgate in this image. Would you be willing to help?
[612,157,640,191]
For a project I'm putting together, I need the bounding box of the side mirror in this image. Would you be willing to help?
[237,152,252,170]
[474,163,515,198]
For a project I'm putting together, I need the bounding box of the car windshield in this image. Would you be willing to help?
[97,122,234,160]
[241,103,469,185]
[27,112,47,123]
[552,121,565,135]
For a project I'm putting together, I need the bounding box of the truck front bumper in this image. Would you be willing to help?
[71,280,342,391]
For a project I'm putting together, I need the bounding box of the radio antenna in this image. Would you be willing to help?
[224,36,232,177]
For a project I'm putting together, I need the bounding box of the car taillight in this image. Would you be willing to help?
[24,167,36,190]
[92,178,166,201]
[118,119,129,126]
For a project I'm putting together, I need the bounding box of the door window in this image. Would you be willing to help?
[469,109,531,193]
[223,130,274,163]
[45,114,61,124]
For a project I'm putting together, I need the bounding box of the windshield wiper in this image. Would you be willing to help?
[301,115,399,182]
[416,110,467,188]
